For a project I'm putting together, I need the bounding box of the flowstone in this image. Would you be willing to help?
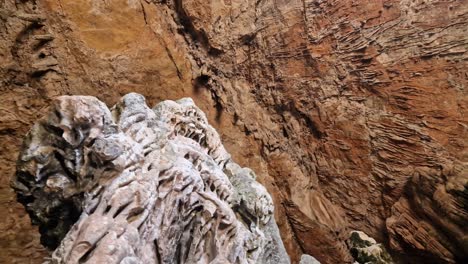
[13,93,289,264]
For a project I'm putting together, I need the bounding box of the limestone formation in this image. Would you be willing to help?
[1,0,467,263]
[12,93,289,264]
[299,254,321,264]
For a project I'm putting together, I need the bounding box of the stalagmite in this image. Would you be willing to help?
[12,93,290,264]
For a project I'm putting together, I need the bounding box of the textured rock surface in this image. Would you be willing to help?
[13,93,290,264]
[1,0,467,263]
[299,254,321,264]
[348,231,393,264]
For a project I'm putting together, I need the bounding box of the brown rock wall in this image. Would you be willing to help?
[1,0,466,263]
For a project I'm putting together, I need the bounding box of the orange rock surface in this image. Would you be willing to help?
[1,0,466,263]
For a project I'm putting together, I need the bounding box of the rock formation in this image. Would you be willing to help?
[12,93,290,264]
[299,254,321,264]
[1,0,467,263]
[348,231,393,264]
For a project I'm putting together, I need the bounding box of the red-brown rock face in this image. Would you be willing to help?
[1,0,466,263]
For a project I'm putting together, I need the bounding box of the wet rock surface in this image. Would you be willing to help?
[1,0,467,263]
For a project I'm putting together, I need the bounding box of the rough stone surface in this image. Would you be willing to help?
[299,254,321,264]
[1,0,467,264]
[348,231,393,264]
[13,93,290,264]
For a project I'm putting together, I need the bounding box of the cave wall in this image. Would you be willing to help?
[0,0,466,263]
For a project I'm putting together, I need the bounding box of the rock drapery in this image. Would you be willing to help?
[1,0,467,263]
[13,93,290,264]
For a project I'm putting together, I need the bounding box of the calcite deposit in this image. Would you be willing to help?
[13,93,290,264]
[348,231,393,264]
[1,0,467,263]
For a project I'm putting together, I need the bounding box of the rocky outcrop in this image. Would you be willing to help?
[348,231,393,264]
[299,254,321,264]
[12,93,289,264]
[1,0,467,263]
[386,163,467,263]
